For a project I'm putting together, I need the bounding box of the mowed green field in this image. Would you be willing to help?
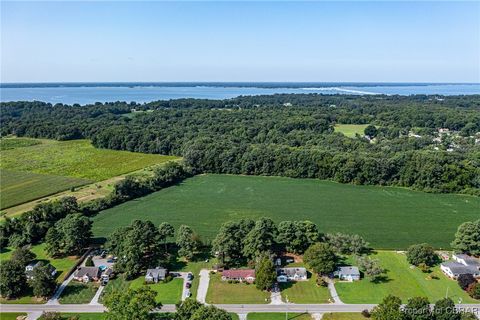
[0,169,90,209]
[0,137,178,209]
[334,124,369,138]
[92,174,479,249]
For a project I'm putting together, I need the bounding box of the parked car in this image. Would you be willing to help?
[187,273,193,280]
[185,290,191,297]
[185,282,191,288]
[100,251,107,258]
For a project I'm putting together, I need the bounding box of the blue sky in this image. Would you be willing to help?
[1,1,479,82]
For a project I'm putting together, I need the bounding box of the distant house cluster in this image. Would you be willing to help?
[440,254,480,279]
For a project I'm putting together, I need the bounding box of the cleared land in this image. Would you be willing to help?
[0,169,90,209]
[92,174,479,249]
[334,124,369,138]
[0,138,178,212]
[206,273,270,304]
[335,251,477,304]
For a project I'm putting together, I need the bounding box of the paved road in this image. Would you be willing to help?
[196,269,210,303]
[2,303,479,315]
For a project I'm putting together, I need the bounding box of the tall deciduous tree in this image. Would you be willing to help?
[0,260,27,298]
[31,262,57,298]
[212,220,253,266]
[433,298,461,320]
[103,286,160,320]
[356,256,386,282]
[176,225,198,261]
[406,243,438,267]
[242,218,278,260]
[255,254,276,291]
[371,295,403,320]
[303,242,337,275]
[403,297,431,320]
[45,213,92,257]
[11,246,36,267]
[158,222,175,253]
[451,220,480,256]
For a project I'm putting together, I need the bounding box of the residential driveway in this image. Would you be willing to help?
[46,273,75,305]
[89,285,106,305]
[177,272,190,301]
[326,277,344,304]
[196,269,210,303]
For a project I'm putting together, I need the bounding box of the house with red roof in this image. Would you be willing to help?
[221,269,256,283]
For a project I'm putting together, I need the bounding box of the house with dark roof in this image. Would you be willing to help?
[441,254,480,279]
[25,261,57,280]
[334,266,360,281]
[221,269,256,283]
[276,267,307,282]
[73,266,101,283]
[145,267,167,283]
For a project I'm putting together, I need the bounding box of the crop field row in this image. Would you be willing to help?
[92,174,479,249]
[0,137,179,210]
[0,169,91,209]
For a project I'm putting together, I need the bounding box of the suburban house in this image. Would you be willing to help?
[73,266,101,283]
[440,254,480,279]
[25,261,57,280]
[276,267,308,282]
[221,269,256,283]
[145,267,168,283]
[334,266,361,281]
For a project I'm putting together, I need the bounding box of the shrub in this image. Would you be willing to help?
[467,282,480,299]
[457,274,476,291]
[361,309,371,318]
[85,256,94,267]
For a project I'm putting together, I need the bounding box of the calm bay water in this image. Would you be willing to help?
[1,83,479,105]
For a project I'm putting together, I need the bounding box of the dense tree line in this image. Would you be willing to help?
[1,95,479,194]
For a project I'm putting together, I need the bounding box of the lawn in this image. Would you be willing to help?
[334,124,369,138]
[0,138,179,181]
[0,313,28,320]
[206,273,270,304]
[247,313,312,320]
[59,281,100,304]
[280,273,331,303]
[100,274,183,304]
[335,251,477,304]
[0,169,90,209]
[130,276,183,304]
[92,174,479,249]
[1,137,41,150]
[0,243,78,282]
[61,314,106,320]
[322,313,367,320]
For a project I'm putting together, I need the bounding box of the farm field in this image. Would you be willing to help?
[206,273,270,304]
[0,169,90,209]
[334,124,369,138]
[0,137,178,211]
[335,251,477,304]
[92,174,479,249]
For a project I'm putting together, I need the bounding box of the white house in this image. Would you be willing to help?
[145,267,167,283]
[276,267,307,282]
[334,266,360,281]
[441,254,480,279]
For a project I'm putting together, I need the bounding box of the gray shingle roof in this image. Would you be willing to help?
[145,267,167,279]
[336,266,360,276]
[442,262,479,275]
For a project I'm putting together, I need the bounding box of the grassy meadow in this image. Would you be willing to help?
[59,282,100,304]
[0,137,178,210]
[334,124,369,138]
[206,273,270,304]
[280,273,331,303]
[92,174,479,249]
[335,251,477,304]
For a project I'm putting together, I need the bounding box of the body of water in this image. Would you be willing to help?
[1,83,479,105]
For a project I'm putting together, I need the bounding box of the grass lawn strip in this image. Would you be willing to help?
[59,281,99,304]
[335,251,476,304]
[206,273,270,304]
[92,174,479,249]
[322,313,367,320]
[130,276,183,304]
[0,313,28,320]
[280,272,331,303]
[247,313,312,320]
